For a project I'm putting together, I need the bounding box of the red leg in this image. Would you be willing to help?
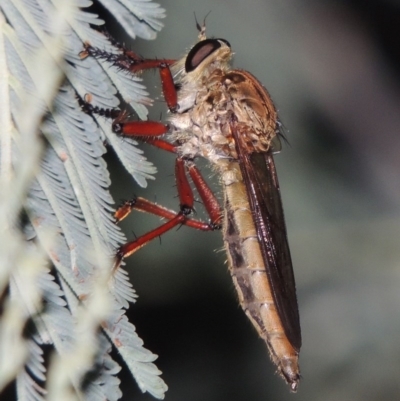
[113,197,219,270]
[79,93,178,153]
[115,213,186,267]
[78,97,175,148]
[175,158,194,213]
[114,120,168,136]
[115,156,195,268]
[115,197,214,231]
[112,119,177,152]
[187,163,222,229]
[81,42,178,112]
[145,138,176,153]
[113,160,223,269]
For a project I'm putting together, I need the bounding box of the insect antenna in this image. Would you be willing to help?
[194,11,211,39]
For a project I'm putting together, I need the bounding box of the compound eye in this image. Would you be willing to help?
[185,38,229,72]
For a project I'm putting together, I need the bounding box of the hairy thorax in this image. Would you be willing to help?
[169,68,277,165]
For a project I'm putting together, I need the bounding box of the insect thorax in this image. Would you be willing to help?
[169,68,277,166]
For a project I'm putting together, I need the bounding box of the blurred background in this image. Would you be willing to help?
[102,0,400,400]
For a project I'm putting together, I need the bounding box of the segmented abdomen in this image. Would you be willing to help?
[219,160,299,389]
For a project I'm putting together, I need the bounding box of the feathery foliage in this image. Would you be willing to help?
[0,0,167,399]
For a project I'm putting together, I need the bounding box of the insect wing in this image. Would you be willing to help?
[234,133,301,351]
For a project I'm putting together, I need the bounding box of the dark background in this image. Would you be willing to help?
[103,1,400,400]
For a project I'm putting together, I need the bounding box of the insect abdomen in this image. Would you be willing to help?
[220,161,300,390]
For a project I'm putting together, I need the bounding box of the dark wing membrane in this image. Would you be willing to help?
[236,142,301,351]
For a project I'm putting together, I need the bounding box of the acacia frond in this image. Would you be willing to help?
[0,0,167,399]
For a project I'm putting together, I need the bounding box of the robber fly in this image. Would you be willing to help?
[81,23,301,391]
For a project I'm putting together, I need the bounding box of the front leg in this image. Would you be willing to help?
[80,42,178,112]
